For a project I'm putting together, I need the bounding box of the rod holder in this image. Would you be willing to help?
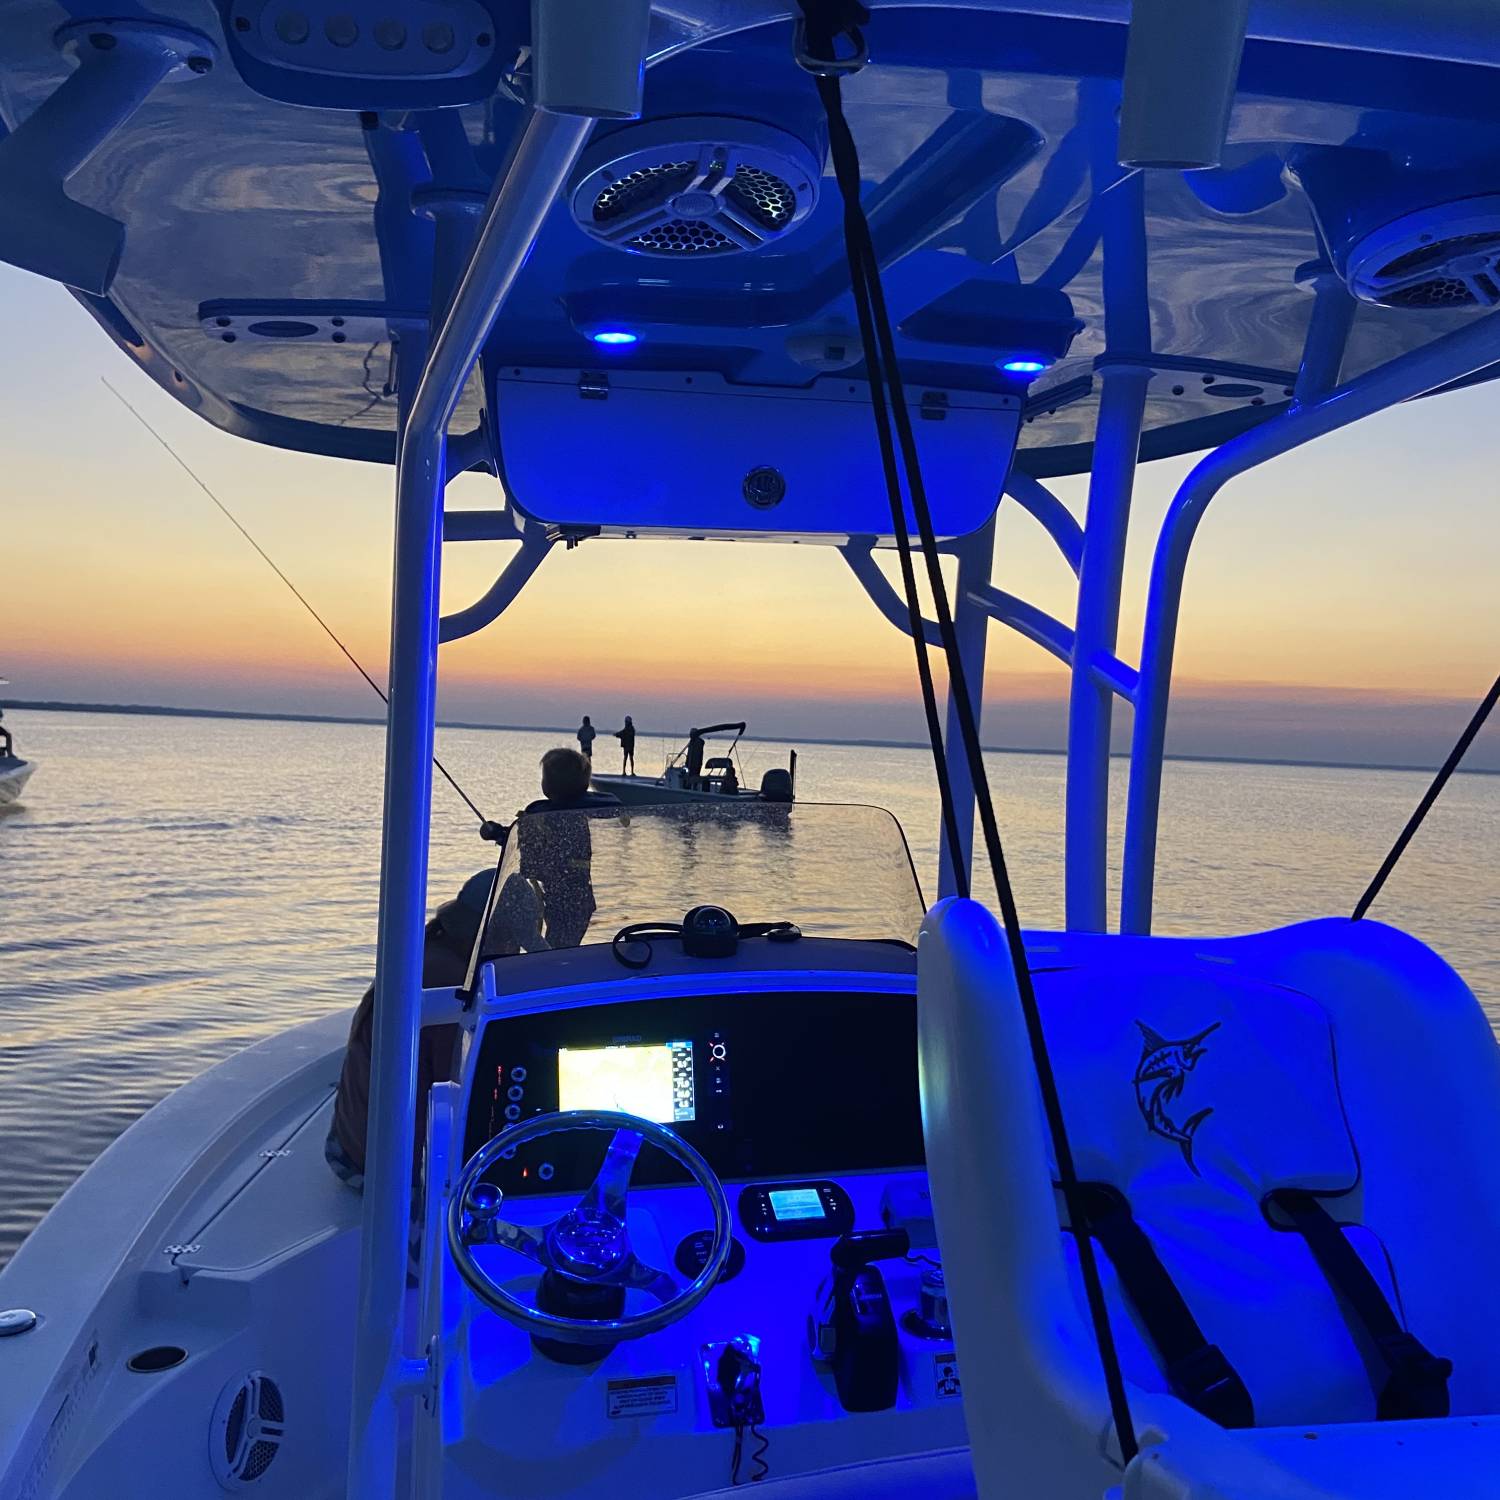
[1117,0,1249,171]
[530,0,652,119]
[0,19,215,293]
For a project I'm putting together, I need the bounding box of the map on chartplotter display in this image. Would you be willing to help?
[557,1041,696,1123]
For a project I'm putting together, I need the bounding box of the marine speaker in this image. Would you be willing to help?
[209,1372,286,1490]
[1288,148,1500,310]
[569,117,820,257]
[1344,197,1500,309]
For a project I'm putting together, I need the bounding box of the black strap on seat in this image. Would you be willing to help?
[1269,1188,1452,1420]
[1076,1184,1255,1428]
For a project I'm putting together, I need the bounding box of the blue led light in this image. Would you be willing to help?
[1001,358,1048,374]
[591,329,639,346]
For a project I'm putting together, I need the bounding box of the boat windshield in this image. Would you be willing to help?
[474,801,924,963]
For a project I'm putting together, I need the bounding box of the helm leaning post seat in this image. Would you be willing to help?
[919,902,1500,1499]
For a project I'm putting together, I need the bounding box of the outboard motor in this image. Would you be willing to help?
[759,768,794,803]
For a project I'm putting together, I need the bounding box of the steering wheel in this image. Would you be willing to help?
[446,1110,732,1344]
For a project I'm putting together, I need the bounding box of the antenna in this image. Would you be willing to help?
[100,378,491,831]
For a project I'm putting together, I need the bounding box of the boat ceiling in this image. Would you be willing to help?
[6,2,1500,476]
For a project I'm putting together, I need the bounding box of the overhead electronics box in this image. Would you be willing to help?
[487,366,1021,542]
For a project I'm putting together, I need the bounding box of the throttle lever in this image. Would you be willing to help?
[830,1227,910,1270]
[811,1228,912,1413]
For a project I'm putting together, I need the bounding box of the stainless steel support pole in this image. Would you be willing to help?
[1120,306,1500,935]
[1064,171,1148,932]
[840,541,943,647]
[937,514,997,898]
[1293,264,1355,404]
[348,107,594,1500]
[1004,469,1084,574]
[439,526,555,642]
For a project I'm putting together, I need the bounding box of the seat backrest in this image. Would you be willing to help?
[1037,960,1389,1426]
[919,901,1500,1482]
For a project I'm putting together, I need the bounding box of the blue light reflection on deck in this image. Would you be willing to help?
[591,330,640,346]
[1000,358,1047,373]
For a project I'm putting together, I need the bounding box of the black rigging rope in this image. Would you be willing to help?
[1353,671,1500,921]
[800,10,1141,1467]
[101,378,491,830]
[820,86,969,891]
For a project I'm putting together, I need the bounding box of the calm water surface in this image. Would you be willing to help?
[1,709,1495,1266]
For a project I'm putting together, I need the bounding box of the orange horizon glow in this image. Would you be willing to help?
[20,520,1493,708]
[7,268,1500,767]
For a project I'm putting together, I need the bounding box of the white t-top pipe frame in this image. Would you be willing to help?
[348,106,594,1500]
[1121,307,1500,935]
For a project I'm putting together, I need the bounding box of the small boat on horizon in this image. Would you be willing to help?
[592,721,797,806]
[0,696,34,807]
[0,756,34,808]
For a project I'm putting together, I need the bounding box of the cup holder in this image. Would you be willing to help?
[126,1345,187,1373]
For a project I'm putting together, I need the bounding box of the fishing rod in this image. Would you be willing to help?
[101,378,492,833]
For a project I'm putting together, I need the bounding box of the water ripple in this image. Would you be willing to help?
[0,709,1495,1269]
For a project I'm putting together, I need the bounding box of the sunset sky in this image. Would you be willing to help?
[6,265,1498,770]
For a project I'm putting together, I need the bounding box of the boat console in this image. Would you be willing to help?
[417,806,970,1498]
[438,988,960,1496]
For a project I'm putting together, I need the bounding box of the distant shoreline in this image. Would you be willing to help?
[9,698,1495,779]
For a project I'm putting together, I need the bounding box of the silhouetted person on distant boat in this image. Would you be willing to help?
[576,715,597,760]
[685,727,706,787]
[614,715,636,775]
[519,747,619,948]
[0,709,11,761]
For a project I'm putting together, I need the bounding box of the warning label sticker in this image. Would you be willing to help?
[934,1353,962,1400]
[605,1373,680,1419]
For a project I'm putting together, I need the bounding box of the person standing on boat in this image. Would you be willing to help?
[576,715,597,761]
[518,747,619,947]
[685,727,707,787]
[613,715,637,775]
[0,707,11,761]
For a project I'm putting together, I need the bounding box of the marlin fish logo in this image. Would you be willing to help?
[1133,1020,1220,1174]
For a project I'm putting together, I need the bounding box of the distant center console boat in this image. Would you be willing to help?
[0,756,33,808]
[0,697,34,807]
[592,722,796,805]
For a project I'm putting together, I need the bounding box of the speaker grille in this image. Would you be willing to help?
[1376,232,1500,307]
[725,166,798,230]
[629,218,737,255]
[1345,199,1500,309]
[593,161,694,223]
[211,1373,286,1490]
[588,157,800,255]
[570,119,820,258]
[243,1441,278,1482]
[224,1387,247,1460]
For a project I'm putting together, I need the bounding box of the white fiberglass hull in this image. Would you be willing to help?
[591,773,774,806]
[0,756,34,806]
[0,1012,358,1500]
